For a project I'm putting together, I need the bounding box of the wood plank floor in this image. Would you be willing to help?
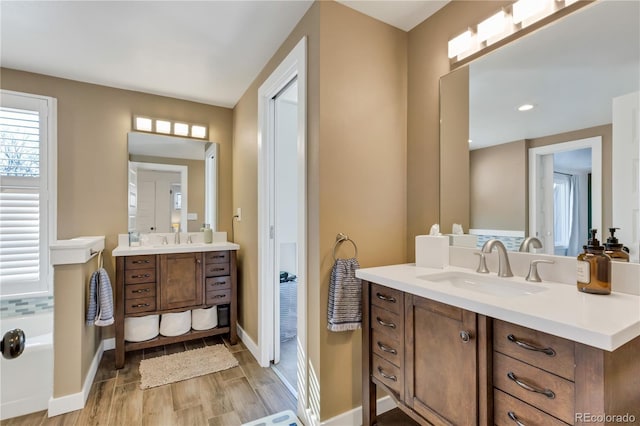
[1,336,296,426]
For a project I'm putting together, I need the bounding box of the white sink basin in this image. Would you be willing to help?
[417,271,547,297]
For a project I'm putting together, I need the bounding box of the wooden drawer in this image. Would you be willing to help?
[494,389,569,426]
[125,282,156,300]
[370,283,403,316]
[372,354,402,397]
[372,328,403,368]
[494,352,575,424]
[204,263,230,277]
[124,268,156,285]
[205,251,229,264]
[125,255,156,270]
[205,276,231,291]
[494,319,575,381]
[371,305,402,339]
[124,296,156,314]
[206,289,231,306]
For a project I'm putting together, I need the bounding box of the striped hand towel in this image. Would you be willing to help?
[327,258,362,332]
[86,268,114,326]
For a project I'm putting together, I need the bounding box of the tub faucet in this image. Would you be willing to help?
[519,236,543,253]
[481,239,513,277]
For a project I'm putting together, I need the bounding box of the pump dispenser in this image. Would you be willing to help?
[577,229,611,294]
[605,227,629,262]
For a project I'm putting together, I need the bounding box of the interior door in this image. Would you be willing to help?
[137,180,156,232]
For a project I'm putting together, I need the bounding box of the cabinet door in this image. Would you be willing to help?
[159,252,203,310]
[405,294,478,426]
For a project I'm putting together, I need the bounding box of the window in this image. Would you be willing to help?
[0,91,56,297]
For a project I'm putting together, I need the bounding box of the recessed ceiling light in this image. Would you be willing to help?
[518,104,535,111]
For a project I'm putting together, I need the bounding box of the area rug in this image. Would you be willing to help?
[242,410,301,426]
[139,344,239,389]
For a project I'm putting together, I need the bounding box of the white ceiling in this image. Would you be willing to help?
[0,1,447,108]
[467,0,640,150]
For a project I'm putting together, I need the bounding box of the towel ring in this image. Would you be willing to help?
[333,233,358,261]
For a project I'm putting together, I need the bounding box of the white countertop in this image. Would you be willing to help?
[356,264,640,352]
[112,241,239,257]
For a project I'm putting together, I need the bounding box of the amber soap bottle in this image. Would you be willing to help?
[604,227,630,262]
[577,229,611,295]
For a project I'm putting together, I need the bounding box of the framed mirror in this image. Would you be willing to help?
[127,132,218,233]
[440,0,640,262]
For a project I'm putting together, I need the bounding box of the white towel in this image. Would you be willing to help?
[327,258,362,332]
[86,268,114,326]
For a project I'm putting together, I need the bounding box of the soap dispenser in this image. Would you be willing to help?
[201,223,213,244]
[605,227,629,262]
[577,229,611,295]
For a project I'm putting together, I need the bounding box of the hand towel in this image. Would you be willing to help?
[327,258,362,332]
[86,268,114,326]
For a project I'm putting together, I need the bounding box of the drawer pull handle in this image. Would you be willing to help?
[212,281,226,286]
[131,303,150,308]
[507,411,527,426]
[132,260,150,264]
[212,294,227,299]
[131,274,151,279]
[132,288,150,293]
[376,293,396,303]
[377,366,397,382]
[213,255,225,258]
[377,342,397,355]
[507,371,555,399]
[376,317,396,329]
[507,334,556,356]
[211,268,225,272]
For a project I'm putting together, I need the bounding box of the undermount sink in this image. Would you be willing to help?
[417,271,547,297]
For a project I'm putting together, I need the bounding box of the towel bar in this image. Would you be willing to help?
[333,233,358,261]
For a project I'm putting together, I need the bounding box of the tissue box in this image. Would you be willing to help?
[447,234,478,248]
[416,235,449,269]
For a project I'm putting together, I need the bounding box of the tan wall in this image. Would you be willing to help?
[470,141,527,231]
[407,1,511,260]
[529,124,613,231]
[440,66,470,234]
[232,1,406,419]
[53,258,100,397]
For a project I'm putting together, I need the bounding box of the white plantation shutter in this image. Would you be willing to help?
[0,91,55,296]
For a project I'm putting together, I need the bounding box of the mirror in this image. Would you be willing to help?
[127,132,218,233]
[440,1,640,262]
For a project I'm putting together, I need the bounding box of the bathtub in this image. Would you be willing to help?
[0,312,53,420]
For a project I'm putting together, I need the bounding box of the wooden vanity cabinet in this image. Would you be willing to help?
[115,250,237,369]
[363,281,490,426]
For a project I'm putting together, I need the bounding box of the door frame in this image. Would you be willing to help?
[204,143,218,231]
[528,136,602,252]
[257,36,307,410]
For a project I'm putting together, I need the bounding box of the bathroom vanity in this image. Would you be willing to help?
[358,265,640,426]
[112,241,239,369]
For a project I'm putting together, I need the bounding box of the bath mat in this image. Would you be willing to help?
[242,410,301,426]
[139,344,238,389]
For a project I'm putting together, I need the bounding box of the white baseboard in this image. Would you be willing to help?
[236,324,260,363]
[48,338,106,417]
[103,337,115,351]
[320,396,396,426]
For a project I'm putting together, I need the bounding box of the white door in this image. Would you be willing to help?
[613,91,640,262]
[137,180,157,232]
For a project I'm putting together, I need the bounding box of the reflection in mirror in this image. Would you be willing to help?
[127,132,218,233]
[439,1,640,262]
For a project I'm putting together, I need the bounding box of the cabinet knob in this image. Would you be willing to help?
[459,330,471,343]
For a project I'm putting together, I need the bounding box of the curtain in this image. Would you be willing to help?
[567,173,589,256]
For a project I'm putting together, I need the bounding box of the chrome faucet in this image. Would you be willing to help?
[519,236,543,253]
[481,239,513,277]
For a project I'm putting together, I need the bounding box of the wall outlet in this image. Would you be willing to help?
[235,207,242,222]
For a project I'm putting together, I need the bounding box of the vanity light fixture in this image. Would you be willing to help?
[518,103,535,111]
[132,115,209,140]
[477,10,507,44]
[448,0,585,64]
